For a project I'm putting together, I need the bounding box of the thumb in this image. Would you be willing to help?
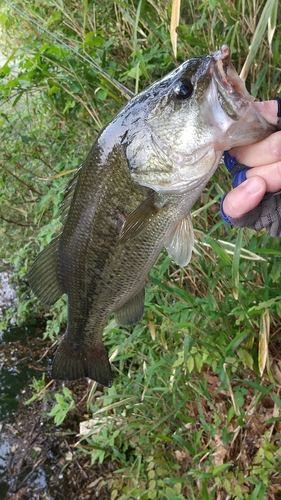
[221,176,267,220]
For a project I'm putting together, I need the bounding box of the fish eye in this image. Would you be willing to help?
[174,80,193,100]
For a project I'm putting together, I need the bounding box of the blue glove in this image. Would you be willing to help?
[220,151,250,225]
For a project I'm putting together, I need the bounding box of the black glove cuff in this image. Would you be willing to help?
[228,192,281,237]
[271,96,281,131]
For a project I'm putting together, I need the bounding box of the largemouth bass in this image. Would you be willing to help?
[29,45,275,386]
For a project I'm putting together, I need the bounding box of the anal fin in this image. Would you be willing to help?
[164,214,194,267]
[29,236,64,306]
[114,288,145,327]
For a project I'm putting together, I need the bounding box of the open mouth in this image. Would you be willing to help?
[213,44,254,101]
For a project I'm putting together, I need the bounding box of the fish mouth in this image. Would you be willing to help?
[211,44,254,118]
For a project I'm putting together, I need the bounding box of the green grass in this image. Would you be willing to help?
[1,0,281,498]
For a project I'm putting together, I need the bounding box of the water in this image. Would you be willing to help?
[0,321,48,498]
[0,273,17,320]
[0,323,43,420]
[0,439,10,498]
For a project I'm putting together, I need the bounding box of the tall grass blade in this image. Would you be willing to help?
[134,0,143,51]
[232,228,243,300]
[83,0,88,39]
[223,364,240,416]
[258,311,270,376]
[170,0,180,58]
[240,0,277,80]
[268,0,278,50]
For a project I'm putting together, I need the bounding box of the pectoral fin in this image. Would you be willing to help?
[118,194,164,245]
[164,214,194,267]
[29,236,64,306]
[114,288,145,327]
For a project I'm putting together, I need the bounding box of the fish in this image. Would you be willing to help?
[29,45,275,387]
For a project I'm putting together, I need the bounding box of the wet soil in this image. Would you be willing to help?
[0,323,113,500]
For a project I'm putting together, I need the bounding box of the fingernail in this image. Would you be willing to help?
[244,177,261,194]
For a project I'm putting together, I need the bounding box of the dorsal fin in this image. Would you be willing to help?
[60,165,82,223]
[29,235,64,306]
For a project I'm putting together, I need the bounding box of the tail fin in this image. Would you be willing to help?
[51,340,113,387]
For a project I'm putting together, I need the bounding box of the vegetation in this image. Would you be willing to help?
[1,0,281,498]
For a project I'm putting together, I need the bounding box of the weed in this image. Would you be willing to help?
[47,386,75,425]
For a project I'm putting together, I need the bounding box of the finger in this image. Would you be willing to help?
[229,130,281,167]
[246,160,281,192]
[222,176,266,218]
[252,100,278,125]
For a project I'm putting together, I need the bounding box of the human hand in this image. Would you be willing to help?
[220,99,281,236]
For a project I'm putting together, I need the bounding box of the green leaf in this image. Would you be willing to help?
[236,380,274,394]
[237,348,253,370]
[270,260,281,282]
[232,228,243,299]
[186,355,194,373]
[249,297,281,312]
[212,463,232,475]
[62,386,73,398]
[272,392,281,409]
[46,11,62,27]
[0,13,8,25]
[202,236,232,265]
[251,248,281,255]
[97,89,107,100]
[149,276,195,304]
[183,334,194,364]
[226,330,250,353]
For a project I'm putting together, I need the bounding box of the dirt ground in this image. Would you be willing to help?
[1,389,115,500]
[0,326,113,500]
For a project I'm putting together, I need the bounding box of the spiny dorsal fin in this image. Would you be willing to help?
[164,213,194,267]
[29,235,64,306]
[114,288,145,327]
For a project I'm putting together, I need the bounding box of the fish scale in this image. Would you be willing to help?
[29,46,275,386]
